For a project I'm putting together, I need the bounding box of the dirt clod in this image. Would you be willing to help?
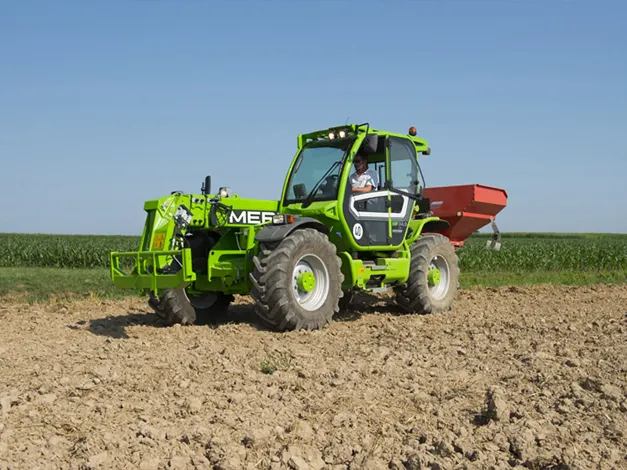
[483,386,509,423]
[0,284,626,468]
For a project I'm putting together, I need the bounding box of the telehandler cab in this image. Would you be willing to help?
[110,123,507,331]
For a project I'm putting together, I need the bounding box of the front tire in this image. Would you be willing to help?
[249,228,344,331]
[394,233,459,314]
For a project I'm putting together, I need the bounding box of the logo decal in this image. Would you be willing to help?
[228,210,276,225]
[352,223,363,240]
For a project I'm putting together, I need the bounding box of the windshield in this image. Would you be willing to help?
[283,142,351,204]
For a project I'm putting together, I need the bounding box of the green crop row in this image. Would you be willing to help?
[0,233,140,269]
[1,232,626,272]
[459,235,627,272]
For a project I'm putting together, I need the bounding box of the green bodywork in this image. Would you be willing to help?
[110,123,447,296]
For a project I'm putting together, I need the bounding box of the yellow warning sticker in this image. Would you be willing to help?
[152,233,166,249]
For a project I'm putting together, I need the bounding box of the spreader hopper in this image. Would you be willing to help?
[423,184,508,249]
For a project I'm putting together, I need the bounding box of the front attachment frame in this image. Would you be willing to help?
[110,248,196,295]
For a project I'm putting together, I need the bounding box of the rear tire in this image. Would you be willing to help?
[194,293,234,325]
[151,288,196,325]
[249,228,344,331]
[394,233,459,314]
[149,289,233,326]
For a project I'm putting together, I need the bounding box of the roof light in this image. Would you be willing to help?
[408,126,417,136]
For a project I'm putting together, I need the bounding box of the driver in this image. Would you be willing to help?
[350,153,379,193]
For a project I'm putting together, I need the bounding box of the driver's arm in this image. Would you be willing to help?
[352,171,376,193]
[352,185,373,193]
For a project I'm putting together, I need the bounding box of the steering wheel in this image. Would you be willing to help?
[319,175,339,196]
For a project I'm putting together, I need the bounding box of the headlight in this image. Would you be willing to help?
[219,187,231,198]
[173,204,193,229]
[328,129,348,140]
[272,214,295,225]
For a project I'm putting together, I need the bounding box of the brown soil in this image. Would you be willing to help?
[0,284,626,470]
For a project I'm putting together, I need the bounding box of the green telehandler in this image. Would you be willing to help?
[110,123,507,331]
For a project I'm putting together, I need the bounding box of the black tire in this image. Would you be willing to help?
[151,288,197,325]
[149,289,234,326]
[249,228,344,331]
[338,289,354,311]
[194,293,234,325]
[394,233,459,314]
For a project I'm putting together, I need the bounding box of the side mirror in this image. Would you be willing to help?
[294,183,307,199]
[362,134,379,154]
[202,175,211,195]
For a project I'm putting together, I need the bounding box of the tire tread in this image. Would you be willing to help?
[250,228,344,331]
[395,233,459,314]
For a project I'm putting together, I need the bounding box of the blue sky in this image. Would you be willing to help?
[1,0,625,235]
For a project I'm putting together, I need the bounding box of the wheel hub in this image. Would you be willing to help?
[292,254,330,311]
[296,271,316,292]
[427,255,450,301]
[428,267,441,286]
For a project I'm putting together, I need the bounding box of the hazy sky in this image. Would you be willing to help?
[1,0,625,235]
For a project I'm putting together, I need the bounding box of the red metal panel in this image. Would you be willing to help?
[422,184,508,246]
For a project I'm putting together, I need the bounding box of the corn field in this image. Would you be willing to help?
[0,234,140,269]
[1,232,626,272]
[460,234,627,272]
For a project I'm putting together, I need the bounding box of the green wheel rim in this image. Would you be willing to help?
[296,271,316,292]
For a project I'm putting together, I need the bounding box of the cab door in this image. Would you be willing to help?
[385,136,421,246]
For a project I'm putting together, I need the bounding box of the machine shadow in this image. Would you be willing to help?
[85,303,275,339]
[340,292,407,317]
[199,303,271,331]
[85,292,407,339]
[85,305,267,339]
[86,309,166,339]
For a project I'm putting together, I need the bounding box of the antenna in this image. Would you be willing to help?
[345,116,350,125]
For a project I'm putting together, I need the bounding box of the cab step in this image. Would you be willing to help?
[370,286,390,293]
[362,261,387,271]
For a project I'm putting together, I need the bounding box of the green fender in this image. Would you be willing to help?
[254,216,330,244]
[406,216,450,244]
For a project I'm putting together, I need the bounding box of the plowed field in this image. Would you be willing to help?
[1,285,626,470]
